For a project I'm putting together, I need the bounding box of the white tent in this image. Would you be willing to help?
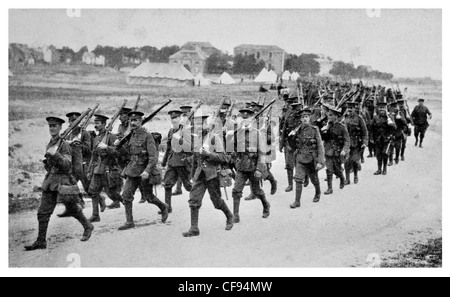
[282,70,291,81]
[290,72,300,81]
[268,70,278,82]
[254,68,276,83]
[127,62,195,87]
[217,72,236,85]
[194,73,212,86]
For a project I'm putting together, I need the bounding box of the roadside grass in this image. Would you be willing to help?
[381,238,442,268]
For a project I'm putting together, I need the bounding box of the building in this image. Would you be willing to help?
[315,54,334,76]
[234,44,285,75]
[169,42,220,75]
[82,52,96,65]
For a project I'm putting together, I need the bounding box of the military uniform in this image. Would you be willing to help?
[88,127,123,222]
[183,124,234,237]
[280,103,303,192]
[411,100,432,147]
[162,125,193,212]
[343,110,368,184]
[388,106,408,165]
[25,117,93,251]
[398,100,412,160]
[370,107,397,175]
[321,114,350,195]
[291,114,325,208]
[119,119,169,230]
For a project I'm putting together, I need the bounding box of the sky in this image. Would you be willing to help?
[9,9,442,79]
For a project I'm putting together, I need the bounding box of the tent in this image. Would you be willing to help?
[194,73,212,86]
[254,68,276,83]
[127,62,195,87]
[290,72,300,81]
[282,70,291,81]
[217,72,236,85]
[268,70,278,82]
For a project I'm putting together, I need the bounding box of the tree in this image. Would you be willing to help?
[232,54,265,74]
[74,46,88,62]
[206,52,231,74]
[329,61,356,78]
[285,53,320,76]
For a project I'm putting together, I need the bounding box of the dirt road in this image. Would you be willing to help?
[9,129,441,268]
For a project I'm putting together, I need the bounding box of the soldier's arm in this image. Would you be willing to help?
[426,107,432,118]
[144,133,159,174]
[48,141,72,172]
[81,130,92,157]
[315,127,325,165]
[161,130,172,166]
[341,125,351,155]
[360,117,369,146]
[105,133,119,158]
[206,151,231,165]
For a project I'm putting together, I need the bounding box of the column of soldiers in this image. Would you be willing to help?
[25,81,432,250]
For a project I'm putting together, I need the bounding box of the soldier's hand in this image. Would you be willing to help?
[46,146,58,156]
[254,170,263,180]
[361,144,366,149]
[98,142,108,150]
[340,151,346,157]
[279,146,284,153]
[140,171,149,180]
[113,139,120,146]
[316,163,325,171]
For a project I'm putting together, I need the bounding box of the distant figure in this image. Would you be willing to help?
[411,98,432,148]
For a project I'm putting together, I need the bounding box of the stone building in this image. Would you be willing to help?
[234,44,285,75]
[169,42,220,75]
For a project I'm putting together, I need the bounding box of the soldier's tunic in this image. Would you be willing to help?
[121,127,162,204]
[370,114,397,158]
[293,124,325,185]
[116,122,131,170]
[399,107,412,156]
[322,122,350,174]
[162,127,193,191]
[188,133,231,210]
[88,131,123,203]
[39,138,80,223]
[390,112,408,161]
[280,110,302,171]
[67,127,91,192]
[344,114,368,166]
[411,105,432,140]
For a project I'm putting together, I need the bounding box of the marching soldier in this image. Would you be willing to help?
[370,102,397,175]
[321,106,350,195]
[411,98,432,148]
[25,117,93,251]
[364,97,376,158]
[183,115,234,237]
[117,107,132,139]
[232,109,271,223]
[397,98,412,160]
[388,102,408,166]
[161,110,193,213]
[118,111,170,230]
[57,112,92,217]
[343,102,368,185]
[290,107,325,208]
[87,114,123,222]
[280,101,303,192]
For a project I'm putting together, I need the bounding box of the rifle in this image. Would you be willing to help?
[184,100,203,127]
[115,99,172,147]
[79,104,99,131]
[132,95,141,112]
[47,108,91,154]
[100,99,128,145]
[201,97,227,153]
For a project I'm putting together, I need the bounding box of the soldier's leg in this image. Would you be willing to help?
[249,174,270,218]
[308,163,321,202]
[206,177,233,231]
[163,166,178,212]
[414,126,419,146]
[144,179,169,222]
[334,158,345,190]
[401,137,407,160]
[285,149,294,192]
[394,141,401,164]
[64,197,94,242]
[374,145,383,175]
[361,147,365,163]
[173,178,183,196]
[87,174,105,222]
[183,178,207,237]
[25,190,58,250]
[382,150,389,175]
[419,125,426,147]
[231,171,247,223]
[324,158,334,194]
[344,158,352,185]
[265,164,278,195]
[291,161,306,208]
[118,177,140,230]
[179,166,193,192]
[104,182,123,210]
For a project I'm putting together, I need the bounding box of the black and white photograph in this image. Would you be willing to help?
[5,5,444,275]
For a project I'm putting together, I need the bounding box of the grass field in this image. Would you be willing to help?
[8,64,442,212]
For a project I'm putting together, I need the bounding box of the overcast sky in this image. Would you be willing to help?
[9,9,442,79]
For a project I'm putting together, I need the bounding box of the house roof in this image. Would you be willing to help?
[182,42,214,49]
[234,44,285,52]
[169,48,209,61]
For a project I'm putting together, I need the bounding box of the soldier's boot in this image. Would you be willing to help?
[290,182,302,209]
[353,164,359,184]
[324,172,333,195]
[72,206,94,242]
[260,194,271,219]
[244,193,257,201]
[338,172,346,189]
[118,202,135,231]
[172,179,183,196]
[401,143,406,161]
[88,196,101,223]
[361,153,365,164]
[220,203,234,231]
[99,195,106,212]
[107,201,121,209]
[313,181,321,203]
[303,175,309,188]
[267,174,278,195]
[285,170,294,192]
[401,155,405,161]
[382,157,388,175]
[152,198,169,223]
[24,221,48,251]
[233,198,241,223]
[388,153,394,166]
[139,196,147,203]
[415,137,418,146]
[374,159,382,175]
[183,208,200,237]
[344,170,351,185]
[419,138,424,148]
